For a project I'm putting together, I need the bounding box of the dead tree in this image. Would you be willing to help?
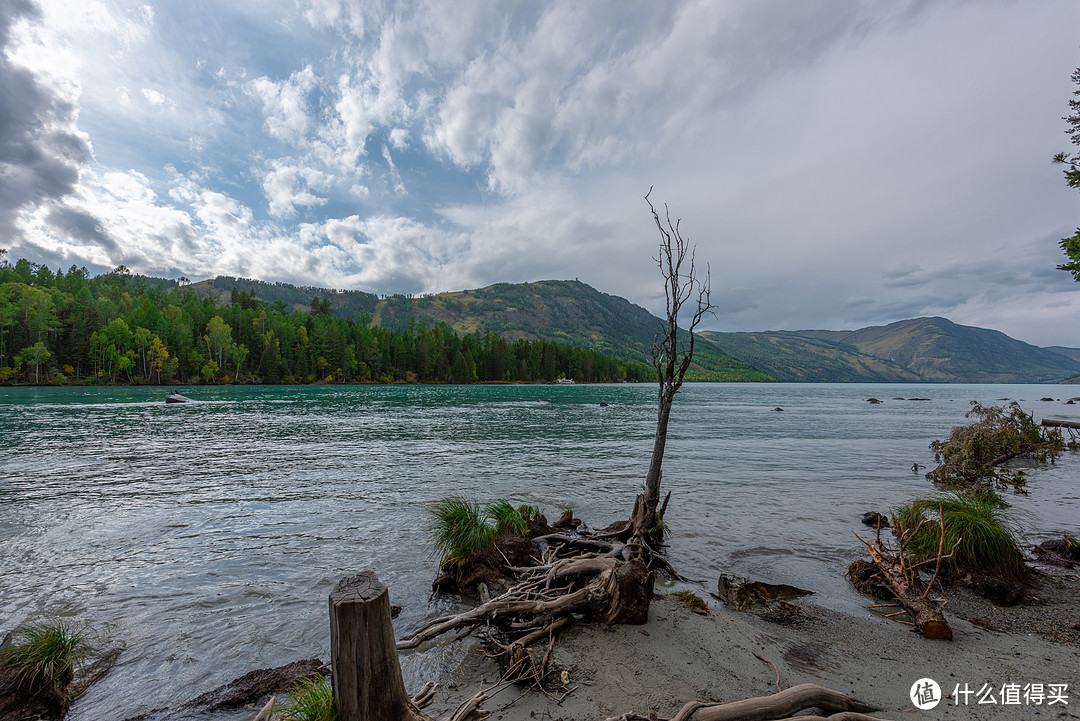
[628,188,714,546]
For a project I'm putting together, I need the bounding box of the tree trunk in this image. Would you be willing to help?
[631,396,673,539]
[329,571,431,721]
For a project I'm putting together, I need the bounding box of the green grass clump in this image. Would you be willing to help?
[0,621,85,694]
[429,497,546,568]
[278,675,337,721]
[892,490,1026,581]
[429,497,496,568]
[516,504,545,523]
[671,591,709,611]
[487,499,527,535]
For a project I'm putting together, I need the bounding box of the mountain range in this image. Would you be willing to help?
[191,276,1080,384]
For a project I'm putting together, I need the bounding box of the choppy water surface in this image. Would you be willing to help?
[1,383,1077,719]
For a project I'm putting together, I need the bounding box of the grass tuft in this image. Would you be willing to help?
[487,499,526,535]
[429,497,496,568]
[671,590,709,611]
[429,497,545,568]
[516,504,545,524]
[278,675,338,721]
[892,489,1026,581]
[0,621,85,695]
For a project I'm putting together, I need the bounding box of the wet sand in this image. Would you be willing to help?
[420,571,1080,721]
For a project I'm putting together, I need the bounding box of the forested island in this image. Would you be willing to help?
[0,256,653,386]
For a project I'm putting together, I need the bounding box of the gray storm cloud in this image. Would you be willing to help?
[0,0,90,240]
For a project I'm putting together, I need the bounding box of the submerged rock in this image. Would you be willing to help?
[861,511,890,529]
[969,575,1023,607]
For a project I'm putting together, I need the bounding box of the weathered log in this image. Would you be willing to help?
[1042,418,1080,429]
[330,572,432,721]
[862,542,951,640]
[604,683,887,721]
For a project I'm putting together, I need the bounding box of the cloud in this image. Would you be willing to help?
[5,0,1080,349]
[44,206,118,254]
[249,66,317,144]
[0,0,90,238]
[261,160,329,217]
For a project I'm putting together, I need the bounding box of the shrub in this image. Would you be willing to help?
[927,401,1072,492]
[892,490,1026,581]
[278,675,337,721]
[0,621,85,695]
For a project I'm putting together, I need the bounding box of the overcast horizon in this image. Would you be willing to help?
[2,0,1079,347]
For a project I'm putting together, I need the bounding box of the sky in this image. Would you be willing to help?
[2,0,1079,347]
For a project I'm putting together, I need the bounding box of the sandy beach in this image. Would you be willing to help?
[415,570,1080,721]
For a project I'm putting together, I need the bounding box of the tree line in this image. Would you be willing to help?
[0,254,654,386]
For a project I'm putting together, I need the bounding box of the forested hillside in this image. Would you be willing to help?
[0,256,653,385]
[372,280,773,382]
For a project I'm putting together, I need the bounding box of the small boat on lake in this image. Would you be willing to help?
[165,391,194,403]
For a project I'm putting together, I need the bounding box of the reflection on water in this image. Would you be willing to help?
[1,383,1077,719]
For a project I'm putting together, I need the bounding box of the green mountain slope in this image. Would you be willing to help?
[374,280,773,382]
[790,317,1080,383]
[699,331,922,382]
[190,276,379,317]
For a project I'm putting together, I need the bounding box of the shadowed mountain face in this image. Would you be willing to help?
[728,317,1080,384]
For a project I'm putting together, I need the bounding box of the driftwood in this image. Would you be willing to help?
[851,507,957,640]
[604,683,890,721]
[1041,418,1080,430]
[860,540,952,640]
[399,556,652,651]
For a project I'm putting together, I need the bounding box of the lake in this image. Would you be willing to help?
[1,383,1077,719]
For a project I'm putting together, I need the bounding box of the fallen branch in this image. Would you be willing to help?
[603,683,888,721]
[1042,418,1080,430]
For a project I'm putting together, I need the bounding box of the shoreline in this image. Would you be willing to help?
[415,570,1079,721]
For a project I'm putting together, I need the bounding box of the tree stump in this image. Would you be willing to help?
[329,571,431,721]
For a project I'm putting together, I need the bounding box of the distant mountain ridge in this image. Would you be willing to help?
[192,275,1080,384]
[704,317,1080,384]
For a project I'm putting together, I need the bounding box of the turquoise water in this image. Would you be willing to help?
[1,383,1077,719]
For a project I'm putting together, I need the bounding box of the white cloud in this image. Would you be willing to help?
[262,160,329,217]
[7,0,1080,348]
[249,65,317,143]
